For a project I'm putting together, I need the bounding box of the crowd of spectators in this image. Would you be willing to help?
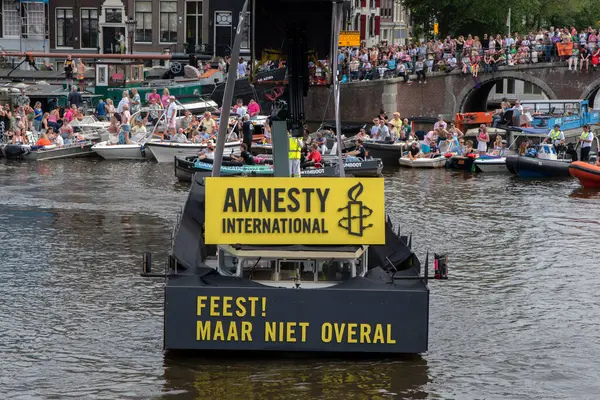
[337,26,600,84]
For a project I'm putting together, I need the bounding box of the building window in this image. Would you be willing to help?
[105,8,122,23]
[507,79,515,94]
[135,0,152,43]
[21,3,45,39]
[495,79,504,94]
[369,15,375,36]
[2,0,19,38]
[185,1,202,50]
[523,81,542,95]
[56,8,74,47]
[81,9,99,48]
[239,11,250,49]
[160,1,177,43]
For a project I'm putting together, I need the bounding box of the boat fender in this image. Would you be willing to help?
[444,153,453,158]
[467,153,477,159]
[140,145,146,158]
[434,253,448,280]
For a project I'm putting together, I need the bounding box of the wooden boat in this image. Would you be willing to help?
[398,156,446,168]
[569,161,600,188]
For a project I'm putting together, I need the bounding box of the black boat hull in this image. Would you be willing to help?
[505,155,571,178]
[163,176,429,354]
[446,156,476,171]
[362,142,408,166]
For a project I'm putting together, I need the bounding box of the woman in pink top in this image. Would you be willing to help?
[161,88,171,109]
[247,99,260,116]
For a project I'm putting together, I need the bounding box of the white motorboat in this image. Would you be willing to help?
[145,140,241,163]
[398,156,447,168]
[473,157,507,172]
[91,141,148,160]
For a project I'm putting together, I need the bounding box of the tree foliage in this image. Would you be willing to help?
[402,0,600,38]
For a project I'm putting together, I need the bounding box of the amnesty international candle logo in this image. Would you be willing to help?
[204,177,385,245]
[337,182,373,237]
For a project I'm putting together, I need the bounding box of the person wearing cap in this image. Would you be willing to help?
[407,141,421,160]
[578,124,595,162]
[544,124,564,148]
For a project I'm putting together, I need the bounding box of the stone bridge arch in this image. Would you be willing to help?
[455,71,558,113]
[580,77,600,108]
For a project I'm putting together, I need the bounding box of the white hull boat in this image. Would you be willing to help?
[398,156,447,168]
[91,141,147,160]
[474,157,507,172]
[145,140,241,163]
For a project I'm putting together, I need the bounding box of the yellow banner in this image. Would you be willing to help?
[339,31,361,47]
[204,178,385,245]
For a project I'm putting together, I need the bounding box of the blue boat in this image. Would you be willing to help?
[520,99,600,133]
[505,143,572,178]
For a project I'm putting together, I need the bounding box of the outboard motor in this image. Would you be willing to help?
[434,253,448,280]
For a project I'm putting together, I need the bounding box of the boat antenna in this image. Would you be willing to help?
[212,0,250,177]
[330,0,345,177]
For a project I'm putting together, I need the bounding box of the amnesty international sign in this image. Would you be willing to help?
[338,31,360,47]
[204,177,385,245]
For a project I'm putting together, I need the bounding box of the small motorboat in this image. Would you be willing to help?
[92,141,148,160]
[445,154,477,171]
[174,156,338,180]
[473,155,507,172]
[3,144,30,159]
[22,142,96,161]
[569,161,600,188]
[505,144,572,178]
[363,141,410,165]
[145,140,241,163]
[398,156,446,168]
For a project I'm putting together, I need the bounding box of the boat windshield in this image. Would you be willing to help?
[215,245,368,288]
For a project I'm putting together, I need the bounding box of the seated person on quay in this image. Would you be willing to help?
[303,143,322,168]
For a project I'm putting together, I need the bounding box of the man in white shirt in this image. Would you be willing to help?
[370,118,382,140]
[166,96,178,136]
[579,124,594,162]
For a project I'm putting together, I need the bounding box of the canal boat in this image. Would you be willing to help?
[505,143,572,178]
[398,155,447,168]
[21,141,96,161]
[146,140,241,163]
[362,141,410,165]
[569,161,600,188]
[143,174,434,355]
[445,154,477,171]
[91,141,149,160]
[473,155,508,172]
[519,99,600,133]
[174,156,339,181]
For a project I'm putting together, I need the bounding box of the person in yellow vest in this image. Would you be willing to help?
[289,134,303,177]
[544,123,564,148]
[578,124,594,162]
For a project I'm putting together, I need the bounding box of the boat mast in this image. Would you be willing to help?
[331,0,345,177]
[212,0,250,176]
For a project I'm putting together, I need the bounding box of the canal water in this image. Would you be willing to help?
[1,159,599,399]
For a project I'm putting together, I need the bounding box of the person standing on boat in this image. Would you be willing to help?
[67,86,82,109]
[166,96,178,137]
[130,88,141,117]
[241,114,254,151]
[247,99,260,117]
[476,125,490,156]
[579,124,595,162]
[200,112,216,135]
[544,124,564,148]
[288,135,303,177]
[147,89,161,107]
